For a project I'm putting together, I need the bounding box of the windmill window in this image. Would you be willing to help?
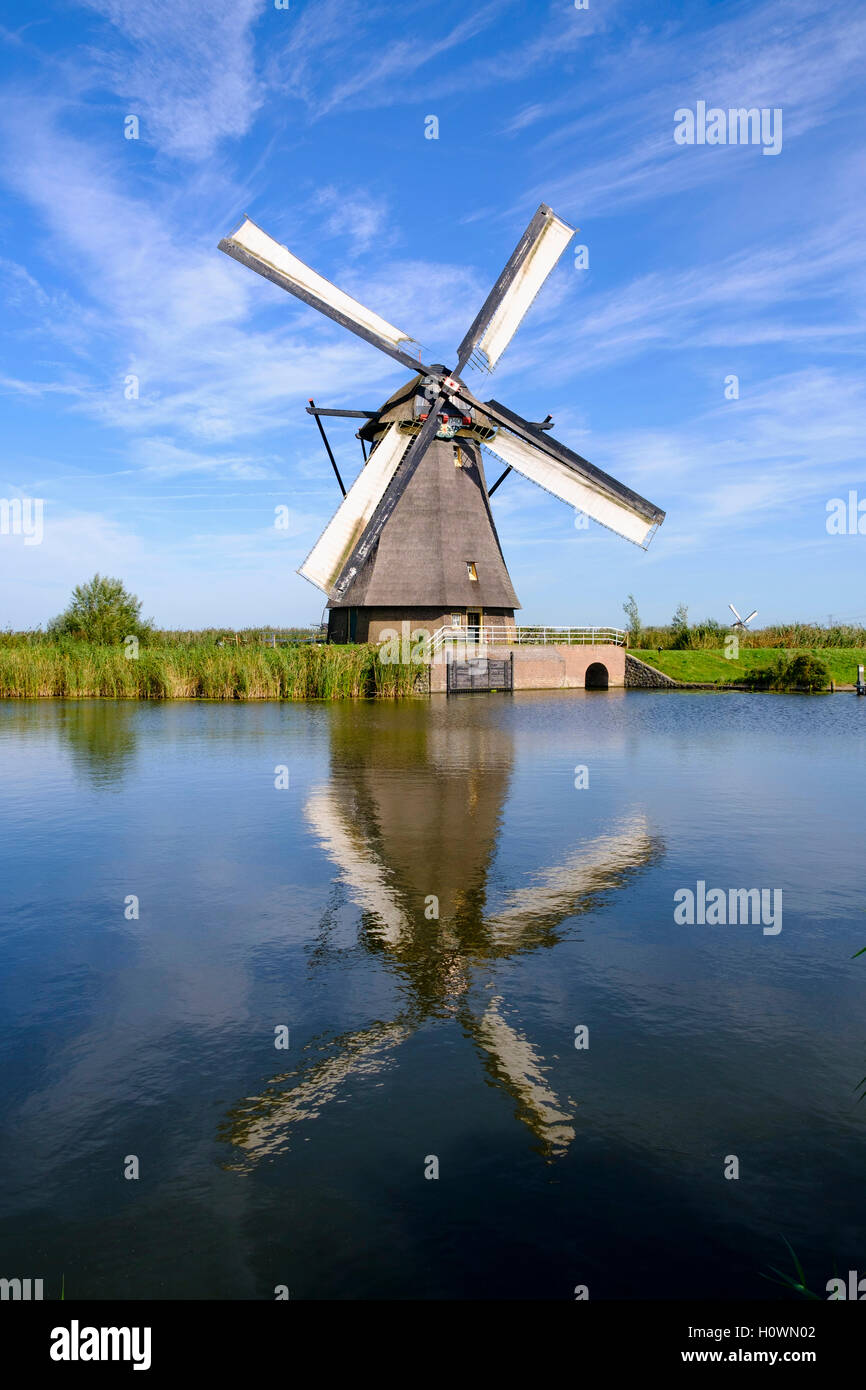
[466,562,478,582]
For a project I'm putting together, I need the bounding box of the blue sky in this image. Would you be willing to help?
[0,0,864,630]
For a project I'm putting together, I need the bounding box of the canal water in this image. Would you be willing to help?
[0,692,863,1300]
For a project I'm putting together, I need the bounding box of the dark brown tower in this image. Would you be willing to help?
[325,375,518,644]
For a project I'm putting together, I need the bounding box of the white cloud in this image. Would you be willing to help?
[312,186,393,258]
[487,205,866,396]
[78,0,263,159]
[524,0,866,217]
[0,98,428,449]
[125,438,277,480]
[269,0,509,119]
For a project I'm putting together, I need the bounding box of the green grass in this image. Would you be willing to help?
[0,641,426,700]
[631,647,866,686]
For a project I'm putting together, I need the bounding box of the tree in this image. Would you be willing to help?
[622,593,641,643]
[49,574,151,645]
[671,602,689,631]
[671,601,691,649]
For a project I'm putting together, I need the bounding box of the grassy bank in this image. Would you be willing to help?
[632,647,866,686]
[0,641,425,700]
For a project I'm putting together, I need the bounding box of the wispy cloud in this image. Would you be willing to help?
[125,437,277,480]
[78,0,264,159]
[311,186,395,258]
[523,0,866,217]
[268,0,510,119]
[0,96,429,452]
[486,202,866,395]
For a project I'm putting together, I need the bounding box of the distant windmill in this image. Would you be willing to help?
[219,205,666,643]
[728,603,758,629]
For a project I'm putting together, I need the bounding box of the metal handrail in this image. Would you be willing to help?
[428,625,626,654]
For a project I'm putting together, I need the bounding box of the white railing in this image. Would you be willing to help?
[428,625,626,655]
[261,627,327,647]
[505,626,626,646]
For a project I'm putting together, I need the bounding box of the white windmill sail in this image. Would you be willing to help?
[298,423,409,594]
[473,210,574,370]
[483,430,661,548]
[221,217,417,353]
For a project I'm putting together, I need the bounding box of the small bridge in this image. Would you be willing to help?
[430,631,627,694]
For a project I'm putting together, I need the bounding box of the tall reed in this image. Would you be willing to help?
[635,622,866,651]
[0,641,424,700]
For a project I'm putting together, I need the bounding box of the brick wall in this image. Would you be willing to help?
[429,643,626,693]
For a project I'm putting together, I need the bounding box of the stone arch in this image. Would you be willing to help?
[585,661,609,690]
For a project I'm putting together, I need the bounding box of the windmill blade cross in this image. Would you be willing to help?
[218,216,434,376]
[454,204,575,374]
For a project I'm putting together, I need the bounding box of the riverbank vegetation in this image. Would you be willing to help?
[623,595,866,651]
[2,575,862,698]
[632,647,863,687]
[0,638,424,700]
[2,575,417,699]
[3,638,858,698]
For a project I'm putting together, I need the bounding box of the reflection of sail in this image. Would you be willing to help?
[221,709,662,1166]
[220,1019,412,1170]
[466,996,575,1158]
[485,818,656,946]
[305,786,410,945]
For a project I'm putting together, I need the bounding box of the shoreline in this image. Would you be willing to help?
[1,642,863,700]
[0,685,858,702]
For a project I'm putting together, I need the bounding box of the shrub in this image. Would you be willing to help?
[48,575,152,646]
[784,653,830,691]
[742,653,829,692]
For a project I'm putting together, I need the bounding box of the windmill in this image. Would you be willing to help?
[728,603,758,630]
[218,205,666,643]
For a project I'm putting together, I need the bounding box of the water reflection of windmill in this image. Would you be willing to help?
[220,708,661,1164]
